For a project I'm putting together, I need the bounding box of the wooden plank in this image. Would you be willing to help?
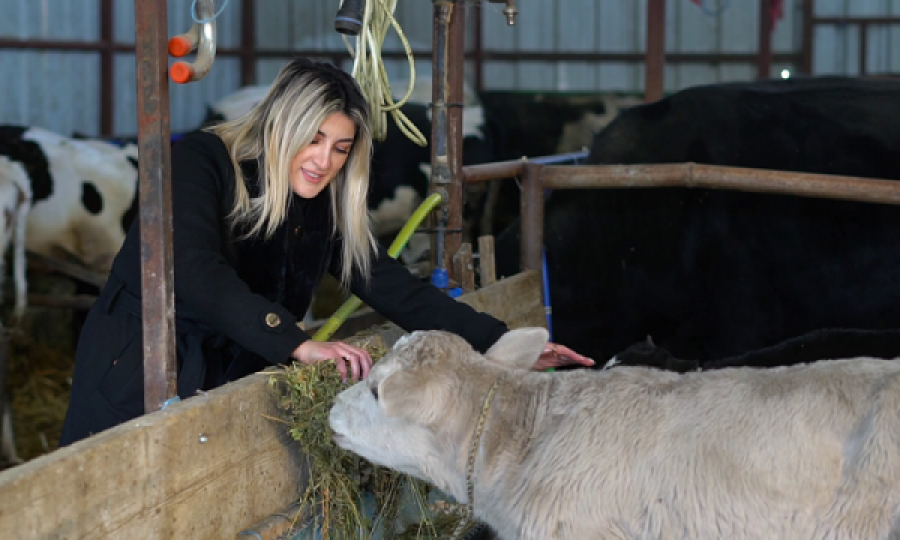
[477,235,496,287]
[452,242,475,294]
[0,371,308,540]
[0,271,543,538]
[458,269,546,331]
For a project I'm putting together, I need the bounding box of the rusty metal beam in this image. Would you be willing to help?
[463,157,529,184]
[812,16,900,24]
[800,0,813,74]
[757,0,773,79]
[445,1,467,275]
[240,0,256,86]
[859,22,869,76]
[99,0,114,137]
[539,163,900,206]
[473,1,485,93]
[461,150,590,184]
[430,0,467,282]
[0,39,803,66]
[134,2,177,414]
[645,0,666,102]
[519,163,544,274]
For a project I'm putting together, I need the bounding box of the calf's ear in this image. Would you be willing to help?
[485,327,549,370]
[380,369,454,425]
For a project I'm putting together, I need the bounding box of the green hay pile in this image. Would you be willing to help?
[269,332,469,539]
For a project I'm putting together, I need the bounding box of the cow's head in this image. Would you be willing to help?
[329,327,548,500]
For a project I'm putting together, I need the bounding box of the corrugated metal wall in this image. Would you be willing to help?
[1,0,898,138]
[0,0,103,136]
[813,0,900,74]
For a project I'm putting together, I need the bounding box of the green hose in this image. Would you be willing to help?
[312,191,445,341]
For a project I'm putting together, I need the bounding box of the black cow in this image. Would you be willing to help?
[495,76,900,366]
[608,327,900,373]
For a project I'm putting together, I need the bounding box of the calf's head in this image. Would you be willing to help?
[328,327,548,499]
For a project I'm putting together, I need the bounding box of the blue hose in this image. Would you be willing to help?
[541,246,553,341]
[529,150,588,336]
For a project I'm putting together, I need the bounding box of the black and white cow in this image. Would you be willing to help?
[0,125,139,275]
[495,76,900,367]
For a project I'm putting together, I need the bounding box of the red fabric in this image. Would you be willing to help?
[689,0,784,30]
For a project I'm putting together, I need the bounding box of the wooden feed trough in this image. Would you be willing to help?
[0,270,546,539]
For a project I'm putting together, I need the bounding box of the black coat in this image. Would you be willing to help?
[60,131,508,445]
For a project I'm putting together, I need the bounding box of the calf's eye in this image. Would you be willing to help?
[371,386,379,400]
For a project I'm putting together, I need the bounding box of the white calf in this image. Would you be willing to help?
[0,156,31,466]
[0,156,33,318]
[330,327,900,540]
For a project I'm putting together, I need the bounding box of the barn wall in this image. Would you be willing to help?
[813,0,900,75]
[0,0,103,137]
[0,0,899,138]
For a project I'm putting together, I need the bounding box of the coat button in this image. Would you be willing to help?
[265,312,281,327]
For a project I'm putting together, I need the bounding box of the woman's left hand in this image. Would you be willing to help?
[533,342,595,371]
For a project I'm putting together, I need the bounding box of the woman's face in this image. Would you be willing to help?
[291,111,356,199]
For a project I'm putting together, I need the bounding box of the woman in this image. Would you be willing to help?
[59,58,592,446]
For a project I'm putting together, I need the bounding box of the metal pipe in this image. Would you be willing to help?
[430,1,452,275]
[99,0,114,137]
[430,0,466,279]
[520,163,544,273]
[757,0,773,79]
[473,1,485,93]
[800,0,813,74]
[239,0,256,86]
[539,163,900,206]
[487,0,518,25]
[859,22,869,76]
[462,150,590,184]
[134,1,177,413]
[645,0,666,102]
[811,16,900,24]
[0,39,803,66]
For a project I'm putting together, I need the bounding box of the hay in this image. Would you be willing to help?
[6,328,74,463]
[270,332,467,539]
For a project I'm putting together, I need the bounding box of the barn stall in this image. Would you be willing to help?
[1,0,900,538]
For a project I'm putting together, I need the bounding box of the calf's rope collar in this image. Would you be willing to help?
[450,376,501,540]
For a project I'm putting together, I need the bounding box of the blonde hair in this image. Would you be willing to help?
[211,58,376,286]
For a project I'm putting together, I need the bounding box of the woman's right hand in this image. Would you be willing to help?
[291,340,373,383]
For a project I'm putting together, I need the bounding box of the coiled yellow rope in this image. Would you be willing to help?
[339,0,428,146]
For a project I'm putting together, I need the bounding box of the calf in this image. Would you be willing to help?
[331,327,900,540]
[0,155,31,467]
[0,125,138,274]
[0,155,31,318]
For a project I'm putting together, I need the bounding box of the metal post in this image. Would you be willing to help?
[859,22,868,76]
[757,0,773,79]
[240,0,256,86]
[520,163,544,273]
[645,0,666,102]
[134,2,177,413]
[800,0,814,75]
[431,0,467,281]
[99,0,115,137]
